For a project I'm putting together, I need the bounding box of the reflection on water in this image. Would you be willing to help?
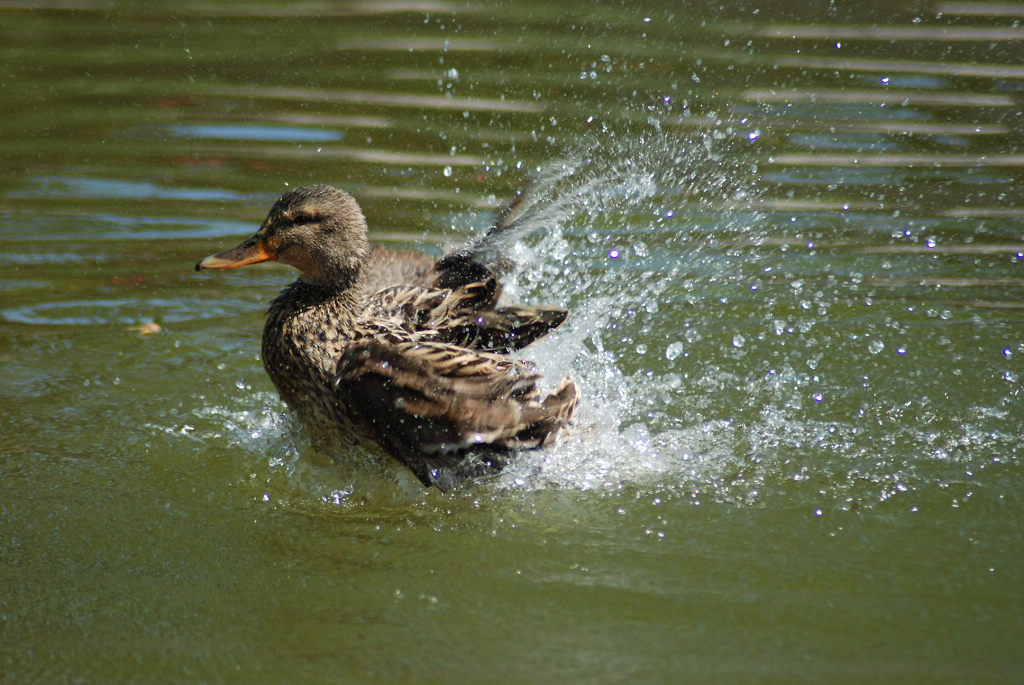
[168,123,346,142]
[752,23,1024,41]
[1,0,1022,681]
[20,177,248,202]
[775,55,1024,79]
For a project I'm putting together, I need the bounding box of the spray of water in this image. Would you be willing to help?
[483,125,767,493]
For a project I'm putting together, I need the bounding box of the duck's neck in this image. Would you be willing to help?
[279,276,363,313]
[264,277,363,380]
[295,259,365,291]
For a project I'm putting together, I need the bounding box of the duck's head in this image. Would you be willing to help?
[196,184,371,288]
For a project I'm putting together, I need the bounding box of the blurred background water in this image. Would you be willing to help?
[1,1,1022,682]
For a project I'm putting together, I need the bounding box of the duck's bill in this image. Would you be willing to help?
[195,236,275,270]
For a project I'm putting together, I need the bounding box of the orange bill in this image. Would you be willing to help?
[195,236,275,270]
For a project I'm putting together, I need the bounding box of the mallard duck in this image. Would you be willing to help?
[196,184,577,490]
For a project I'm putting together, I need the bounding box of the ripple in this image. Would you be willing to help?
[752,24,1024,42]
[17,177,246,202]
[775,55,1024,80]
[0,251,98,265]
[768,153,1024,168]
[744,88,1017,108]
[212,85,546,113]
[1,297,253,326]
[167,124,344,142]
[938,2,1024,17]
[1,213,253,241]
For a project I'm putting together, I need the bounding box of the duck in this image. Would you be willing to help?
[196,184,578,490]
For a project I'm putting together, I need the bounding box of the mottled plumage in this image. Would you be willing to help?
[196,184,577,490]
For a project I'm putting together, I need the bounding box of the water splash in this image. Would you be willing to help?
[186,122,1020,510]
[470,123,1019,510]
[474,125,768,494]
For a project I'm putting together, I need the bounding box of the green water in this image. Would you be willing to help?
[2,1,1022,682]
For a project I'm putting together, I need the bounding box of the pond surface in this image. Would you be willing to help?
[2,1,1022,681]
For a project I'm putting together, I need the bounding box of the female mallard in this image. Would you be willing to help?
[196,184,577,490]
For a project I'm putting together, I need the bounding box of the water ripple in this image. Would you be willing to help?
[167,124,344,142]
[752,24,1024,42]
[211,85,547,113]
[1,297,253,326]
[16,177,246,202]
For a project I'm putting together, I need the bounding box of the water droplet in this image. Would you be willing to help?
[442,165,453,177]
[897,346,907,355]
[665,342,684,361]
[608,248,621,260]
[747,129,760,141]
[1002,347,1012,358]
[732,334,745,348]
[868,339,885,355]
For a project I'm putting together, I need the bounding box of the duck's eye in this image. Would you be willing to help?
[290,212,320,226]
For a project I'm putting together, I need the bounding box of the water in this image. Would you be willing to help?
[2,1,1023,682]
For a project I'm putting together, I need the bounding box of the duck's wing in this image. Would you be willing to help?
[437,304,568,353]
[431,183,537,291]
[364,280,498,323]
[365,282,567,352]
[334,336,578,490]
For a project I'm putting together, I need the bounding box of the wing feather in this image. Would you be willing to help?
[335,337,577,489]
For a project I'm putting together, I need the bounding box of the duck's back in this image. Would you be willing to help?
[361,246,436,295]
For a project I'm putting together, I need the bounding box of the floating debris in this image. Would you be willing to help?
[129,321,162,336]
